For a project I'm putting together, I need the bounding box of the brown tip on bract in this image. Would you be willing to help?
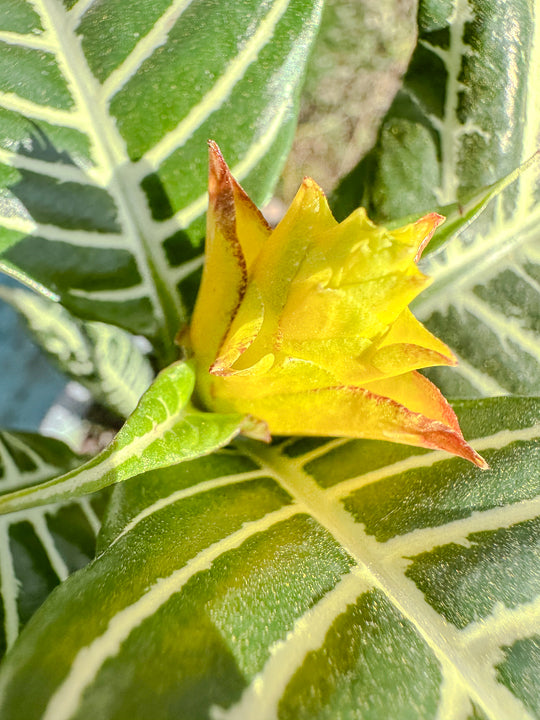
[301,176,326,194]
[414,212,446,262]
[208,140,233,199]
[208,358,231,376]
[471,450,490,470]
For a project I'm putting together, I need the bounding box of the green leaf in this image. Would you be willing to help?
[332,0,540,398]
[0,285,154,418]
[333,0,539,222]
[0,0,323,362]
[0,362,246,515]
[0,430,104,661]
[0,397,538,719]
[386,152,540,257]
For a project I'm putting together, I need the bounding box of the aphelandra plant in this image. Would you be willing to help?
[0,1,538,719]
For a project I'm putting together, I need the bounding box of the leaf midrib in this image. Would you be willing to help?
[35,0,183,360]
[242,441,531,720]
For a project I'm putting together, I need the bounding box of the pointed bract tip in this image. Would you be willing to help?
[471,450,490,470]
[453,438,489,469]
[208,140,232,198]
[209,358,232,376]
[414,212,446,262]
[301,176,326,195]
[240,415,271,442]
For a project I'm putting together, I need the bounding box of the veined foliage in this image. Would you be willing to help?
[333,0,540,399]
[0,1,538,718]
[0,285,154,419]
[0,398,538,719]
[0,430,103,661]
[0,362,247,514]
[0,0,323,363]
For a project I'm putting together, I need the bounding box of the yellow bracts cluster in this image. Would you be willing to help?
[185,142,487,467]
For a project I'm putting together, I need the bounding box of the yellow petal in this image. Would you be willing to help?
[360,371,462,432]
[390,212,445,262]
[211,283,265,374]
[280,269,430,346]
[276,210,441,348]
[213,356,339,399]
[188,144,486,468]
[357,307,457,379]
[294,208,444,288]
[228,380,487,468]
[190,142,270,367]
[225,177,338,372]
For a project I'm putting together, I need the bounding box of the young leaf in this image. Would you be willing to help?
[0,431,104,660]
[0,285,154,418]
[0,362,246,515]
[386,152,540,257]
[0,398,537,719]
[0,0,324,362]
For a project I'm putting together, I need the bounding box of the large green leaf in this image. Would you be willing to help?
[0,361,249,515]
[331,0,540,398]
[0,430,104,661]
[0,0,323,363]
[0,285,154,418]
[0,397,537,718]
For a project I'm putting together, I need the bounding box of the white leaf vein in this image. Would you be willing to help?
[101,0,197,102]
[140,0,292,171]
[42,504,300,720]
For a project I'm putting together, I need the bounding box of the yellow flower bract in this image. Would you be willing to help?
[185,142,487,468]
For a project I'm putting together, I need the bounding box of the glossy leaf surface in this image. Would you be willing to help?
[0,0,323,362]
[0,398,537,719]
[0,362,245,514]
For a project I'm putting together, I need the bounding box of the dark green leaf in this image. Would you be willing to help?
[0,398,537,719]
[0,0,324,361]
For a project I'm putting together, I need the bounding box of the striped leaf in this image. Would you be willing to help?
[0,430,104,660]
[0,361,247,514]
[332,0,540,399]
[0,285,154,418]
[0,397,537,719]
[0,0,323,363]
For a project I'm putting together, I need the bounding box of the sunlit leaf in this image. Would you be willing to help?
[0,0,324,362]
[0,362,246,514]
[0,398,537,719]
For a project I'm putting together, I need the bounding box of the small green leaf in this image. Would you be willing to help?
[0,285,154,418]
[0,398,537,719]
[0,362,245,515]
[387,152,540,256]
